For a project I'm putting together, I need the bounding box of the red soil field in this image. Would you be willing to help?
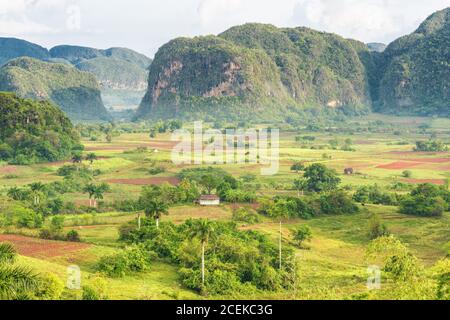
[105,177,180,186]
[386,151,450,156]
[406,158,450,163]
[376,161,422,170]
[0,234,90,258]
[402,179,446,185]
[0,165,17,174]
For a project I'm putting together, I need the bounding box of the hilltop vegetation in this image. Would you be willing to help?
[376,8,450,116]
[50,46,152,110]
[0,38,49,67]
[0,92,81,164]
[0,40,152,114]
[137,8,449,121]
[137,24,373,121]
[0,57,111,121]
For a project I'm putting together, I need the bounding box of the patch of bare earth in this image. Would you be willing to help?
[376,161,422,170]
[0,234,90,258]
[402,179,446,185]
[0,166,17,174]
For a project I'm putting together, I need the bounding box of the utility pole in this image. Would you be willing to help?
[279,220,282,270]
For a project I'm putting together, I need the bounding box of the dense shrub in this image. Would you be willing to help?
[316,190,359,215]
[353,185,398,206]
[232,208,261,224]
[119,219,298,295]
[66,230,81,242]
[399,184,449,217]
[96,245,154,278]
[0,92,82,164]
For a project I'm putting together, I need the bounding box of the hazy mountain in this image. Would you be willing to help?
[0,38,50,67]
[0,57,111,121]
[50,45,151,110]
[367,43,387,52]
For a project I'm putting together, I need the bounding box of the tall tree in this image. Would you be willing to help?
[85,153,98,171]
[303,163,341,193]
[189,219,214,286]
[72,153,83,171]
[293,178,307,197]
[143,200,169,229]
[29,182,45,206]
[83,183,97,207]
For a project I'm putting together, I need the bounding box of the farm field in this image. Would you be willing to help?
[0,114,449,300]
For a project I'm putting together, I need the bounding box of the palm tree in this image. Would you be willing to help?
[29,182,45,205]
[7,187,24,201]
[189,219,214,286]
[85,153,98,171]
[293,178,306,197]
[144,200,169,229]
[0,243,39,300]
[83,183,97,207]
[93,187,105,208]
[72,153,83,171]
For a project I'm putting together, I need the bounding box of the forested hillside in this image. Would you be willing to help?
[136,8,449,121]
[136,24,374,121]
[376,8,450,116]
[0,92,81,164]
[0,57,111,121]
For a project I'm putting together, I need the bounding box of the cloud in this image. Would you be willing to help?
[0,16,56,35]
[197,0,298,32]
[292,0,450,43]
[0,0,65,35]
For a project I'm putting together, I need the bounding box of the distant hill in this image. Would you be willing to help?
[367,43,387,52]
[0,39,152,114]
[50,45,151,110]
[0,38,50,67]
[376,7,449,116]
[0,57,111,121]
[0,92,81,164]
[136,8,449,120]
[136,24,374,121]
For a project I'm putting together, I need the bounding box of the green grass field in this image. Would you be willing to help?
[1,114,449,300]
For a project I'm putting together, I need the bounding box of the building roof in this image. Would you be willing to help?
[199,195,220,201]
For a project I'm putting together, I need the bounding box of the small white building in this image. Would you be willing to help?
[199,195,220,206]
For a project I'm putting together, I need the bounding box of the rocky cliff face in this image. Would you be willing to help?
[376,8,449,116]
[137,8,449,121]
[136,25,373,121]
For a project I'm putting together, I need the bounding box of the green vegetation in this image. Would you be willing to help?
[137,9,449,121]
[0,92,82,164]
[399,184,449,217]
[0,37,49,67]
[0,58,110,121]
[50,45,151,110]
[377,8,449,116]
[137,24,373,121]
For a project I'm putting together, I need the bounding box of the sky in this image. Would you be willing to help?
[0,0,449,58]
